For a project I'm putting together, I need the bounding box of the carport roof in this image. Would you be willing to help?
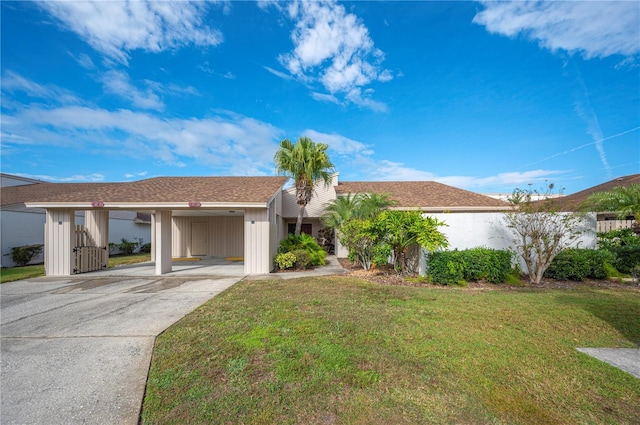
[20,176,288,208]
[335,181,510,211]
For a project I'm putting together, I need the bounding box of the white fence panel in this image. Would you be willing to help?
[597,220,635,233]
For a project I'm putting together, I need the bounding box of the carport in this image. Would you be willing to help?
[25,176,288,276]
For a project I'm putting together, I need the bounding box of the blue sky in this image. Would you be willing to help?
[1,0,639,194]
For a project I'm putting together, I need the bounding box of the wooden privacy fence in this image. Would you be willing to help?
[73,225,108,274]
[596,220,635,233]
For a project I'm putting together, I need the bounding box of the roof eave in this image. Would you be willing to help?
[390,206,511,212]
[24,201,269,209]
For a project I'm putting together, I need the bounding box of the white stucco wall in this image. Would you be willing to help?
[427,211,597,272]
[1,208,151,268]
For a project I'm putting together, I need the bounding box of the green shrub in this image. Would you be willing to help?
[606,246,640,274]
[462,248,513,284]
[11,244,43,267]
[427,248,513,285]
[118,238,138,255]
[139,243,152,253]
[597,228,640,250]
[278,233,326,267]
[291,249,313,269]
[427,250,466,285]
[544,249,617,281]
[274,252,296,270]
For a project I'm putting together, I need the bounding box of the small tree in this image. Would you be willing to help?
[375,210,448,274]
[504,185,587,284]
[338,218,380,271]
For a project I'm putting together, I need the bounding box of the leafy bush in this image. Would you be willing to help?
[11,244,43,267]
[427,248,513,285]
[274,252,296,270]
[606,246,640,274]
[291,249,313,269]
[278,233,326,267]
[139,243,152,253]
[597,228,640,250]
[427,250,466,286]
[118,238,138,255]
[462,248,513,283]
[544,249,616,281]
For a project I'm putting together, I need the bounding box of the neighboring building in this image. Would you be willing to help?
[550,174,640,232]
[1,173,151,268]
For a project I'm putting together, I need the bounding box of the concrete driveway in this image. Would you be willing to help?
[1,273,242,425]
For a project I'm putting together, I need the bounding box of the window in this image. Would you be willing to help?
[287,223,312,235]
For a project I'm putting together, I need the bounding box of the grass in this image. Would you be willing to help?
[0,253,151,283]
[141,277,640,424]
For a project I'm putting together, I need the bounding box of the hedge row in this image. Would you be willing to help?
[427,248,513,285]
[544,249,616,281]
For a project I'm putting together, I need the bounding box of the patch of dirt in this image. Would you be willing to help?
[337,258,640,291]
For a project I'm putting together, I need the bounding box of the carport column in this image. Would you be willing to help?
[154,210,172,275]
[85,210,109,246]
[244,208,270,274]
[44,209,75,276]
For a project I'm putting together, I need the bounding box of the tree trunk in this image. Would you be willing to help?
[295,204,305,236]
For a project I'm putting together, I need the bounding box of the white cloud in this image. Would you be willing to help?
[16,173,106,182]
[102,70,164,111]
[264,66,295,80]
[1,71,83,105]
[474,1,640,58]
[2,103,283,175]
[345,88,388,113]
[310,92,340,104]
[267,0,391,111]
[37,1,223,65]
[124,171,148,179]
[357,157,567,191]
[302,129,374,156]
[68,52,96,69]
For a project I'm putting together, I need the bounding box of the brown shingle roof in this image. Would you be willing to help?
[6,177,288,206]
[551,174,640,211]
[1,182,115,207]
[335,181,509,210]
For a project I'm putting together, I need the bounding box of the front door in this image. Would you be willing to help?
[191,222,208,256]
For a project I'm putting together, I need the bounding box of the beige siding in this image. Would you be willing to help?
[281,173,338,218]
[268,197,279,267]
[172,215,244,258]
[45,209,74,275]
[155,210,172,275]
[84,210,109,247]
[244,208,270,274]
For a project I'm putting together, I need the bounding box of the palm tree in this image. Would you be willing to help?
[321,193,362,229]
[274,137,335,236]
[321,192,396,229]
[358,193,396,218]
[586,183,640,233]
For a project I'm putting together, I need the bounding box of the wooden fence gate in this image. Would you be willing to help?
[73,225,108,274]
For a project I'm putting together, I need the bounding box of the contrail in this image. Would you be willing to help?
[519,126,640,170]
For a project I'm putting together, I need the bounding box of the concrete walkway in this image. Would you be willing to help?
[577,348,640,379]
[0,273,242,425]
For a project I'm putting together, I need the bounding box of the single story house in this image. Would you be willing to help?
[13,171,602,276]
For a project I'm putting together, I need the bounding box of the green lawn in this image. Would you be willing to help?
[0,253,151,283]
[141,277,640,424]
